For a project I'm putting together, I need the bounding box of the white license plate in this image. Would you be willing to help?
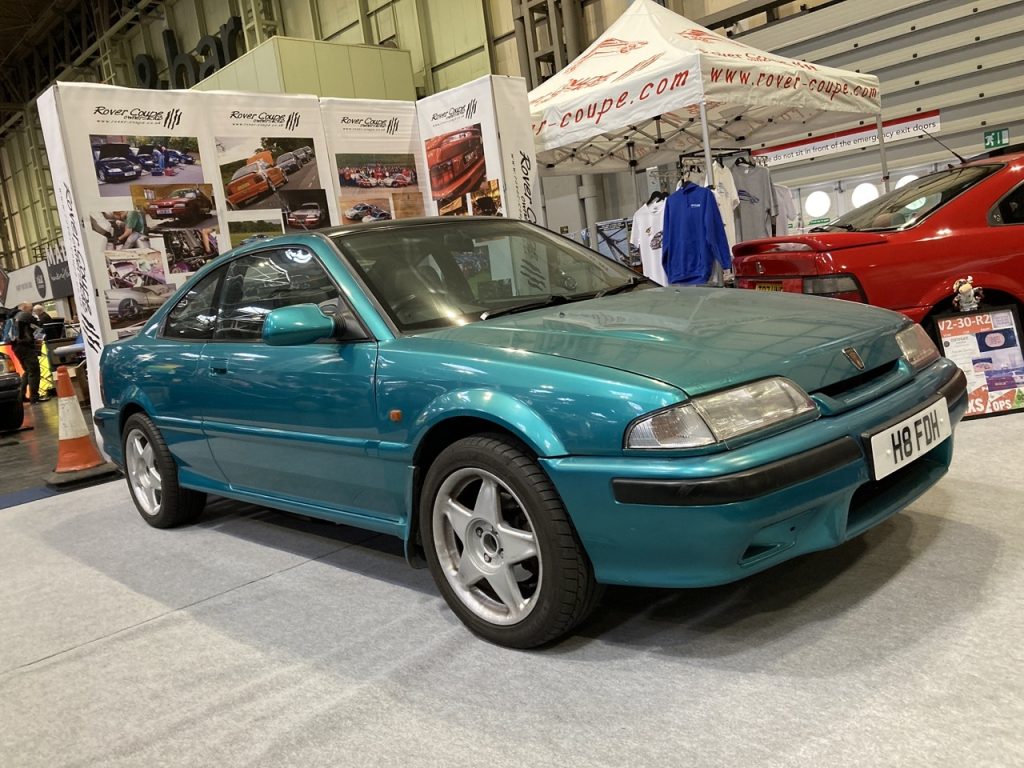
[868,398,951,480]
[158,208,172,214]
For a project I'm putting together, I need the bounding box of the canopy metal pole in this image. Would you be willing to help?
[699,101,715,187]
[875,113,891,192]
[627,141,641,211]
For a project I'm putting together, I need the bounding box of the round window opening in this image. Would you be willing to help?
[852,182,880,208]
[895,174,919,189]
[804,190,832,218]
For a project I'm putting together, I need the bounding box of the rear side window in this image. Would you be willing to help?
[990,182,1024,226]
[834,165,1000,231]
[162,268,224,340]
[213,248,342,341]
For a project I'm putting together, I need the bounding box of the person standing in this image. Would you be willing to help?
[12,302,48,403]
[32,304,52,325]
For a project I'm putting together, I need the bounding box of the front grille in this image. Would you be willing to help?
[816,360,899,399]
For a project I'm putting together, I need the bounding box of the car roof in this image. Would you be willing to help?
[324,215,520,239]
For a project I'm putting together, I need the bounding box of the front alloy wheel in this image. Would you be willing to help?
[433,467,542,626]
[421,435,600,648]
[122,412,206,528]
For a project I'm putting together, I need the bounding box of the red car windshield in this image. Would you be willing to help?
[818,164,1000,232]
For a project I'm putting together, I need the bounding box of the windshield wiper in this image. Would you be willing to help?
[593,275,650,298]
[480,294,575,320]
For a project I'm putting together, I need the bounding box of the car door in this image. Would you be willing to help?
[197,246,398,521]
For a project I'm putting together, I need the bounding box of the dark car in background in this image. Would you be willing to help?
[276,151,301,175]
[164,149,195,165]
[0,349,23,431]
[733,151,1024,328]
[293,147,312,164]
[94,144,141,183]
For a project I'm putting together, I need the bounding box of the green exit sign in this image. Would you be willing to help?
[808,217,830,225]
[984,128,1009,149]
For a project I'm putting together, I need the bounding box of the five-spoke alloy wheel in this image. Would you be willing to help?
[122,412,206,528]
[421,435,599,648]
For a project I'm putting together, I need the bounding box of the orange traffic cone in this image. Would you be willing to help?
[44,366,118,488]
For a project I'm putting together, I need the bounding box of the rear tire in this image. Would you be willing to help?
[122,412,206,528]
[0,399,24,431]
[420,434,599,648]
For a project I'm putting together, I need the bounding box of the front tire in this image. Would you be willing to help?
[122,412,206,528]
[420,435,599,648]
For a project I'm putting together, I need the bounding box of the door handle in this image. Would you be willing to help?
[208,358,228,375]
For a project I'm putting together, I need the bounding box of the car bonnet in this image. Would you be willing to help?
[422,288,909,396]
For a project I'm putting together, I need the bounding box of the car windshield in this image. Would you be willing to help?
[298,204,318,212]
[822,164,1000,231]
[332,219,648,332]
[279,153,294,162]
[170,189,194,198]
[232,164,260,180]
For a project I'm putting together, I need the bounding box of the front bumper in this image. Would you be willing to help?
[541,363,967,588]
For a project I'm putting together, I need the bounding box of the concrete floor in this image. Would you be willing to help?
[1,413,1023,767]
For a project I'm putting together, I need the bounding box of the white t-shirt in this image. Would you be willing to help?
[630,200,668,286]
[708,163,740,248]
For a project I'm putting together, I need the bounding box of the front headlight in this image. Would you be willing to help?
[626,377,818,449]
[896,324,939,370]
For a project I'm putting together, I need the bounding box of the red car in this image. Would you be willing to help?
[145,188,214,222]
[733,150,1024,327]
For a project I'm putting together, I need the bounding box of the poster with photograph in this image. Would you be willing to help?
[226,215,285,249]
[936,306,1024,418]
[319,98,429,225]
[39,83,338,410]
[91,134,203,196]
[416,75,542,224]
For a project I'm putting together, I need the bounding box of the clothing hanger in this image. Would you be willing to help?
[735,156,755,167]
[646,190,664,205]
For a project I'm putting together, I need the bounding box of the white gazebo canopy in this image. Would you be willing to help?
[529,0,882,175]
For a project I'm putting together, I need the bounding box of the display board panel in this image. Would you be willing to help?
[935,306,1024,418]
[416,75,542,225]
[319,98,430,227]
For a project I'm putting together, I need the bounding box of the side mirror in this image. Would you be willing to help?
[262,304,337,346]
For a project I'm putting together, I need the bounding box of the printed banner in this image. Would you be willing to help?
[38,82,337,411]
[319,98,430,227]
[935,307,1024,418]
[753,111,941,166]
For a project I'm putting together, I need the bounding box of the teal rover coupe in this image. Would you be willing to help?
[97,217,967,647]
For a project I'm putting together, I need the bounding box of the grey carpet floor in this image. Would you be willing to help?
[1,413,1022,767]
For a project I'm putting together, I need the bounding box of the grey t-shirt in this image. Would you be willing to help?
[734,164,777,242]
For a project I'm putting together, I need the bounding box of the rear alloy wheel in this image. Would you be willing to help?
[122,412,206,528]
[421,435,599,648]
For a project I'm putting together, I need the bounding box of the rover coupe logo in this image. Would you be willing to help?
[465,98,478,121]
[843,347,865,370]
[163,108,182,130]
[285,111,301,131]
[386,116,400,134]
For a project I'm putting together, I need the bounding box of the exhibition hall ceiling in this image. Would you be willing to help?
[0,0,71,77]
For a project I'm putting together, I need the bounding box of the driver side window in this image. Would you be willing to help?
[213,249,344,342]
[990,182,1024,226]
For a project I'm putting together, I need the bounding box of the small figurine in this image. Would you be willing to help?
[952,275,983,313]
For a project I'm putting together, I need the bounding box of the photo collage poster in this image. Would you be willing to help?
[320,99,431,228]
[39,83,337,352]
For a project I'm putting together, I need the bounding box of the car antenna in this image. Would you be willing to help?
[918,128,966,164]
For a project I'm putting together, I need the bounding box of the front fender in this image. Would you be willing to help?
[411,388,567,457]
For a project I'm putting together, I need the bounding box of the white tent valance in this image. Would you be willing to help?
[529,0,881,175]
